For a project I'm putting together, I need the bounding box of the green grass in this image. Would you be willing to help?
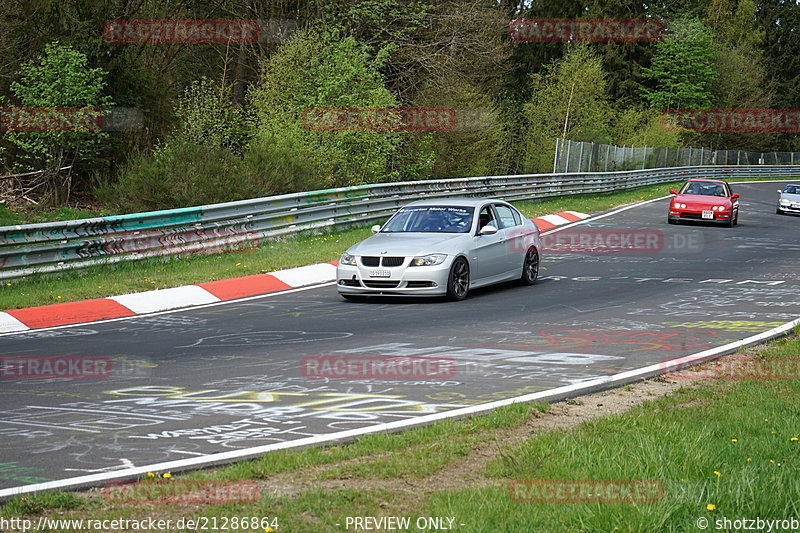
[1,176,793,311]
[0,205,109,226]
[3,337,799,532]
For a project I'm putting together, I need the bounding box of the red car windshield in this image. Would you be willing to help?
[679,181,729,197]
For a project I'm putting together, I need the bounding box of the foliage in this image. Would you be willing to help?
[413,80,508,178]
[641,17,717,110]
[173,78,252,155]
[6,42,112,170]
[249,29,430,188]
[523,44,612,173]
[612,107,681,149]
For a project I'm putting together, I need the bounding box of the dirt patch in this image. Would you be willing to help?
[252,372,709,505]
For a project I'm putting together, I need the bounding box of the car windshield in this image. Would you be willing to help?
[381,206,474,233]
[680,181,727,197]
[784,185,800,194]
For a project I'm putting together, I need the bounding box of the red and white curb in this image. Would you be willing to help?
[0,263,339,333]
[0,212,588,334]
[531,211,589,230]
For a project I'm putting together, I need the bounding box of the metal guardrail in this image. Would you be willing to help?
[1,165,798,279]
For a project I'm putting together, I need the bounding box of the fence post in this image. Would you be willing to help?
[553,138,560,173]
[605,144,611,171]
[564,139,572,173]
[578,142,585,172]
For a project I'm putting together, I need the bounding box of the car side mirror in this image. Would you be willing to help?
[778,189,783,194]
[371,225,381,234]
[669,189,677,195]
[731,193,740,199]
[479,225,498,235]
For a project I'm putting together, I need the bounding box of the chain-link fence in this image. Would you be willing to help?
[553,138,800,173]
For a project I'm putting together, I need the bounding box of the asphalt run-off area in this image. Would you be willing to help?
[1,181,799,493]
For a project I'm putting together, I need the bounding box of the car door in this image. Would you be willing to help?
[726,183,738,214]
[470,204,507,281]
[493,203,525,276]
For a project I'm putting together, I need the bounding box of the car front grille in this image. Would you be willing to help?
[381,256,404,267]
[361,256,405,267]
[680,212,703,219]
[362,281,400,288]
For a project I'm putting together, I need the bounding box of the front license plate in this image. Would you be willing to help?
[369,269,391,278]
[702,210,714,219]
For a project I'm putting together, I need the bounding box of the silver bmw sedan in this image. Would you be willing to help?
[336,198,541,301]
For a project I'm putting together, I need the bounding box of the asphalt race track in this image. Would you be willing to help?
[1,181,799,492]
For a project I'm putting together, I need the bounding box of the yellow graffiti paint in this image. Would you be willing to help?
[667,320,785,333]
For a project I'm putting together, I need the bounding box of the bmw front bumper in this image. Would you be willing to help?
[336,258,453,296]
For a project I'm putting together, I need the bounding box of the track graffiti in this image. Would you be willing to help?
[177,330,353,348]
[539,327,720,353]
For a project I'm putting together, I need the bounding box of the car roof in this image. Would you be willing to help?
[685,178,728,184]
[402,198,509,208]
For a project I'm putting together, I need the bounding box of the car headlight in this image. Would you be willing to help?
[780,199,791,205]
[675,203,686,209]
[340,253,357,266]
[410,254,447,266]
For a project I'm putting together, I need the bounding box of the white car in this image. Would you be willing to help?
[777,184,800,215]
[336,198,541,301]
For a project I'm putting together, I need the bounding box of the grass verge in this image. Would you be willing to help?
[1,176,792,310]
[2,334,798,532]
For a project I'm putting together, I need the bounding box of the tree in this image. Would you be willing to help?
[413,80,509,178]
[174,78,251,155]
[641,17,717,110]
[248,30,431,189]
[6,42,113,204]
[757,0,800,149]
[523,44,613,172]
[706,0,764,48]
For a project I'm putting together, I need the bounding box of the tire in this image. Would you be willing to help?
[777,208,783,215]
[341,294,366,302]
[725,217,734,228]
[667,217,677,225]
[446,257,470,301]
[520,247,539,286]
[733,211,739,226]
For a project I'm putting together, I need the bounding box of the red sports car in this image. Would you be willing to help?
[668,179,739,227]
